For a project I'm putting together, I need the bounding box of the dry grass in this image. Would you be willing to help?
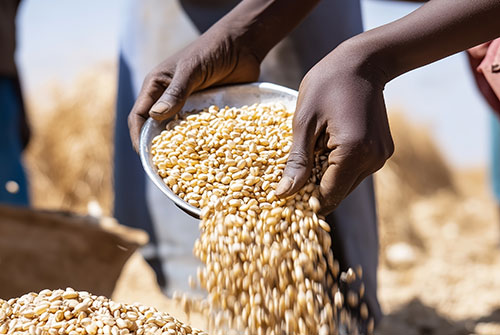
[24,64,116,215]
[375,112,456,254]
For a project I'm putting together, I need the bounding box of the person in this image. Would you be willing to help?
[128,0,500,331]
[468,39,500,244]
[0,0,30,207]
[115,2,380,329]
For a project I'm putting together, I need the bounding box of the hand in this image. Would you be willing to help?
[128,28,261,152]
[276,44,394,214]
[468,41,500,112]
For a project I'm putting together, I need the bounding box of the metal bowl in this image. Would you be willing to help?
[139,82,298,218]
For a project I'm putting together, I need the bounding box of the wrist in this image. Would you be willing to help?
[203,15,266,64]
[326,37,391,89]
[210,0,320,64]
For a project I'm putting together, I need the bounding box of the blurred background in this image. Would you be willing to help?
[3,0,500,334]
[17,0,491,167]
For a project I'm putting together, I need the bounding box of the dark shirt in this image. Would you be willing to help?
[0,0,20,76]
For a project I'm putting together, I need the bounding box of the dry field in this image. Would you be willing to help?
[21,67,500,335]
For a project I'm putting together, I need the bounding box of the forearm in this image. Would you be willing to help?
[345,0,500,82]
[209,0,320,62]
[381,0,427,3]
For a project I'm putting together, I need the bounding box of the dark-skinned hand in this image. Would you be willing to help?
[276,47,394,215]
[127,0,320,152]
[274,0,500,214]
[128,28,260,153]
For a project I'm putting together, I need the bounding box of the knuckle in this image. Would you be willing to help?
[337,137,370,161]
[145,70,171,89]
[144,71,161,85]
[342,135,393,165]
[165,84,186,100]
[143,71,156,84]
[285,149,310,171]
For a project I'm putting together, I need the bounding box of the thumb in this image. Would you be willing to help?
[276,113,319,198]
[149,69,196,121]
[317,158,360,215]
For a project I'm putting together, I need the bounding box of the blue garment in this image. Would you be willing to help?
[490,113,500,203]
[0,77,29,206]
[113,54,157,240]
[113,54,166,287]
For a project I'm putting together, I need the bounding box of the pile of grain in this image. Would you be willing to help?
[0,288,207,335]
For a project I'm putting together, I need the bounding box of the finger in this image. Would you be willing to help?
[149,68,197,121]
[276,109,322,198]
[314,131,329,155]
[317,151,362,215]
[318,172,369,216]
[128,112,148,154]
[129,75,171,153]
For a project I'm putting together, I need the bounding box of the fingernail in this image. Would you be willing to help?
[276,176,293,196]
[150,101,171,115]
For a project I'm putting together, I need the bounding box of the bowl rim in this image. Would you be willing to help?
[139,81,298,219]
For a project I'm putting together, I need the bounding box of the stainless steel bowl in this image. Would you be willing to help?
[139,82,298,218]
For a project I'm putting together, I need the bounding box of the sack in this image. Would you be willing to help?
[0,205,147,299]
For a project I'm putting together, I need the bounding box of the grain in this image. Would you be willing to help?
[152,103,373,335]
[0,288,207,335]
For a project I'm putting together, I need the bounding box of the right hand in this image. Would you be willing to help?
[276,43,394,215]
[128,28,261,152]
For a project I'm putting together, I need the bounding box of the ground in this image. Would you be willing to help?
[376,169,500,335]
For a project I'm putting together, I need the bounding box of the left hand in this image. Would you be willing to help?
[127,27,261,153]
[276,44,394,214]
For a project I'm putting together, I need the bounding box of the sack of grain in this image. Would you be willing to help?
[0,205,147,299]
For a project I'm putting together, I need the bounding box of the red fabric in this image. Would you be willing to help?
[468,39,500,115]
